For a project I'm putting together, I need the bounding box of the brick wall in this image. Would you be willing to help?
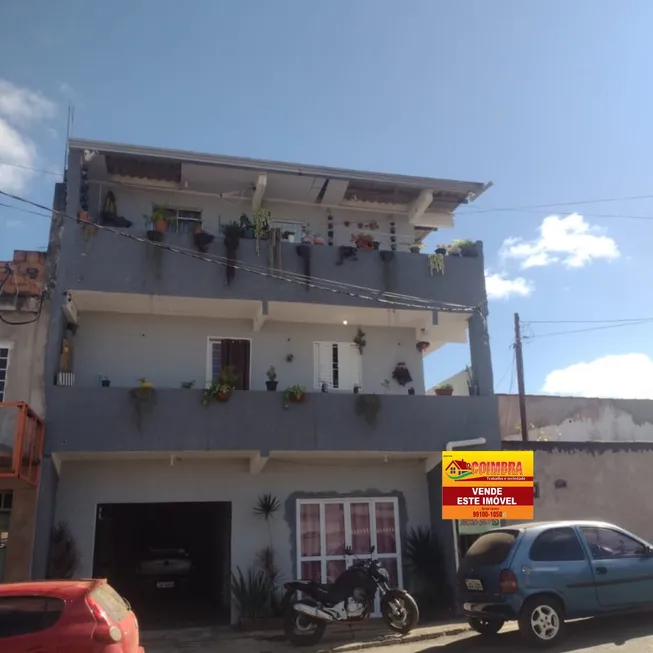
[0,251,47,298]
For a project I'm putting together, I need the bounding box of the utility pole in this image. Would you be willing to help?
[514,313,529,442]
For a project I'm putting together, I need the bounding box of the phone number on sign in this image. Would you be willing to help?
[472,510,504,519]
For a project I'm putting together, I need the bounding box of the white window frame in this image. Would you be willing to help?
[205,336,253,389]
[313,342,362,391]
[295,497,404,617]
[160,206,203,234]
[0,342,13,403]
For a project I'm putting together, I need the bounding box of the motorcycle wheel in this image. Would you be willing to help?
[381,590,420,634]
[283,605,326,647]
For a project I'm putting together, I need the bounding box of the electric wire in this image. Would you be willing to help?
[522,319,653,340]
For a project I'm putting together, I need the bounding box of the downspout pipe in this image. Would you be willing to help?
[445,438,487,572]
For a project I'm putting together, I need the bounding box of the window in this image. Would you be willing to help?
[0,596,65,638]
[206,338,251,390]
[460,530,518,570]
[580,526,648,559]
[161,207,202,235]
[313,342,362,391]
[529,527,585,562]
[0,345,10,402]
[272,220,303,242]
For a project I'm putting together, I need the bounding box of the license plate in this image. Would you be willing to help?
[465,579,483,591]
[156,581,175,589]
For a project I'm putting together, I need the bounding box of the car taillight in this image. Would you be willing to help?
[499,569,518,594]
[87,595,122,643]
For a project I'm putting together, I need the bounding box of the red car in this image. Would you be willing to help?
[0,578,144,652]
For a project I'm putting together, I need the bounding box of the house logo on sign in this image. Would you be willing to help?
[445,459,473,480]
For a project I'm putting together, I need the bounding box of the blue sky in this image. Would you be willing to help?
[1,0,652,399]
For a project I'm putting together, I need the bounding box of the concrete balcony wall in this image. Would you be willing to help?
[45,386,500,455]
[70,312,426,394]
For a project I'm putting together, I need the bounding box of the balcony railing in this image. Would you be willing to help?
[62,228,487,310]
[0,402,45,486]
[45,386,500,455]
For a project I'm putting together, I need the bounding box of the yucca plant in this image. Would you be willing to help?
[46,521,80,579]
[231,567,273,619]
[404,526,448,607]
[253,493,281,520]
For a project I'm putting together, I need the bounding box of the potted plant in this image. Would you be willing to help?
[202,366,238,404]
[143,207,173,236]
[181,380,195,389]
[392,363,412,387]
[435,244,447,255]
[447,243,462,257]
[253,208,271,254]
[435,383,454,396]
[282,230,295,243]
[100,375,111,388]
[239,213,255,239]
[427,253,445,276]
[416,341,430,354]
[353,384,360,394]
[283,385,306,403]
[452,239,478,257]
[266,366,278,391]
[353,328,366,355]
[352,233,374,251]
[192,224,214,253]
[409,244,423,254]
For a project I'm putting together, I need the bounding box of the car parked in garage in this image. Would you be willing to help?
[0,578,144,652]
[457,520,653,647]
[136,547,195,592]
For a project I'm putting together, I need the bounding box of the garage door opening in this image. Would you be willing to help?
[92,502,231,629]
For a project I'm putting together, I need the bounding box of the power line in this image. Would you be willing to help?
[0,160,62,177]
[463,206,653,222]
[523,319,653,340]
[524,317,653,325]
[0,189,484,318]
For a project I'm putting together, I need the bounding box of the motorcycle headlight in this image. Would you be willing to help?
[378,567,390,580]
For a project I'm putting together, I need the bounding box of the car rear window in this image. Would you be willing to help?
[89,584,129,623]
[0,596,65,638]
[461,530,519,568]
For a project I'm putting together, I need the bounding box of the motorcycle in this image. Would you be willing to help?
[282,546,419,647]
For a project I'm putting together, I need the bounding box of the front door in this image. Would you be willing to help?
[579,525,653,608]
[296,498,403,616]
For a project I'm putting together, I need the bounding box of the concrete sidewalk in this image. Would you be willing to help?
[141,618,477,653]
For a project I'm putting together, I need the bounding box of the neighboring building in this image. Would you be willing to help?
[499,394,653,442]
[504,440,653,544]
[427,368,472,396]
[0,249,48,582]
[35,139,499,623]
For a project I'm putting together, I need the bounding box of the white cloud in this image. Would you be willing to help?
[485,270,534,300]
[0,79,56,193]
[542,354,653,399]
[500,213,620,269]
[0,80,56,126]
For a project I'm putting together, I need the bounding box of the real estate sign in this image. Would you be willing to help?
[442,450,534,521]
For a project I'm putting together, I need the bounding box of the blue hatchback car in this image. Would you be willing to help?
[457,520,653,647]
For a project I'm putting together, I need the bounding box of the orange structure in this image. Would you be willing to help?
[0,402,45,487]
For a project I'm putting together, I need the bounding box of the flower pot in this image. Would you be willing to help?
[101,379,111,388]
[373,241,380,250]
[408,388,416,395]
[266,381,278,392]
[435,388,454,396]
[353,386,360,394]
[77,210,90,224]
[286,234,295,243]
[410,246,421,254]
[154,219,168,234]
[147,230,164,242]
[289,394,305,403]
[435,248,447,255]
[460,244,478,257]
[216,392,232,402]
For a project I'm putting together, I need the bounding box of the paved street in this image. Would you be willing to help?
[143,612,653,652]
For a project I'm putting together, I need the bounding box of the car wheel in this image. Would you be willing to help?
[518,596,566,647]
[468,616,504,636]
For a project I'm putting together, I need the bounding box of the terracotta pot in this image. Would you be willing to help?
[77,210,90,224]
[154,219,168,234]
[435,388,454,396]
[216,392,232,402]
[288,394,305,403]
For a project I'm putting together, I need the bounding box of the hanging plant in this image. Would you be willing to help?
[283,385,306,404]
[392,363,413,387]
[222,221,242,286]
[253,208,271,255]
[337,245,358,265]
[254,493,281,520]
[353,328,366,355]
[355,394,381,427]
[296,245,311,290]
[416,341,430,354]
[129,378,157,431]
[193,224,214,253]
[352,233,374,250]
[240,213,255,239]
[427,253,445,276]
[380,250,396,293]
[181,380,195,389]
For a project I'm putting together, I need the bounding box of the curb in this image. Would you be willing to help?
[322,625,471,652]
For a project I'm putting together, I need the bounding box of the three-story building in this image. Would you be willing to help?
[35,140,498,624]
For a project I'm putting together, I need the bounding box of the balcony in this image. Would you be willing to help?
[45,386,500,457]
[0,403,45,486]
[60,228,487,312]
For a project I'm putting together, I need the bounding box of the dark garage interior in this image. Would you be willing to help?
[93,501,231,629]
